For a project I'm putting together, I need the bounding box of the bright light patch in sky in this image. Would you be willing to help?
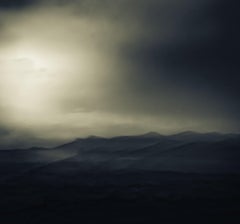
[0,44,67,118]
[0,6,125,133]
[0,0,239,148]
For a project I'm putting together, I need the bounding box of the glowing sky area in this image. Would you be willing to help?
[0,0,239,148]
[0,4,135,145]
[1,47,59,112]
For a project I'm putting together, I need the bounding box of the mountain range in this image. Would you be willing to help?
[1,131,240,223]
[0,131,240,182]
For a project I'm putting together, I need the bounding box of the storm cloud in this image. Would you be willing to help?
[0,0,239,147]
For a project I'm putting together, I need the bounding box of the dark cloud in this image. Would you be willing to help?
[0,0,36,9]
[123,0,239,75]
[119,0,240,119]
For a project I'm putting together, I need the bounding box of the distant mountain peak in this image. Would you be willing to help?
[141,132,163,138]
[173,131,200,136]
[172,131,224,137]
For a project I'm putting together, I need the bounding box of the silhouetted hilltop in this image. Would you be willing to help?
[0,131,239,179]
[0,132,240,224]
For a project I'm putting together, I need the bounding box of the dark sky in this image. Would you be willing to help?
[0,0,239,148]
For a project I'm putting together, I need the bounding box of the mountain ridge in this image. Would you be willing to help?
[55,131,240,150]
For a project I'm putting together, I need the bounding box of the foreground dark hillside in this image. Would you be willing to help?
[0,132,240,223]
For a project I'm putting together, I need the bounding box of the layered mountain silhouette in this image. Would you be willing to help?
[0,131,240,182]
[1,132,240,224]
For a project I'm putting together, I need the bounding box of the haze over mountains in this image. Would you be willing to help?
[1,131,240,223]
[1,131,240,182]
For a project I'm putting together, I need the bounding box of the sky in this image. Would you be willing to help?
[0,0,239,148]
